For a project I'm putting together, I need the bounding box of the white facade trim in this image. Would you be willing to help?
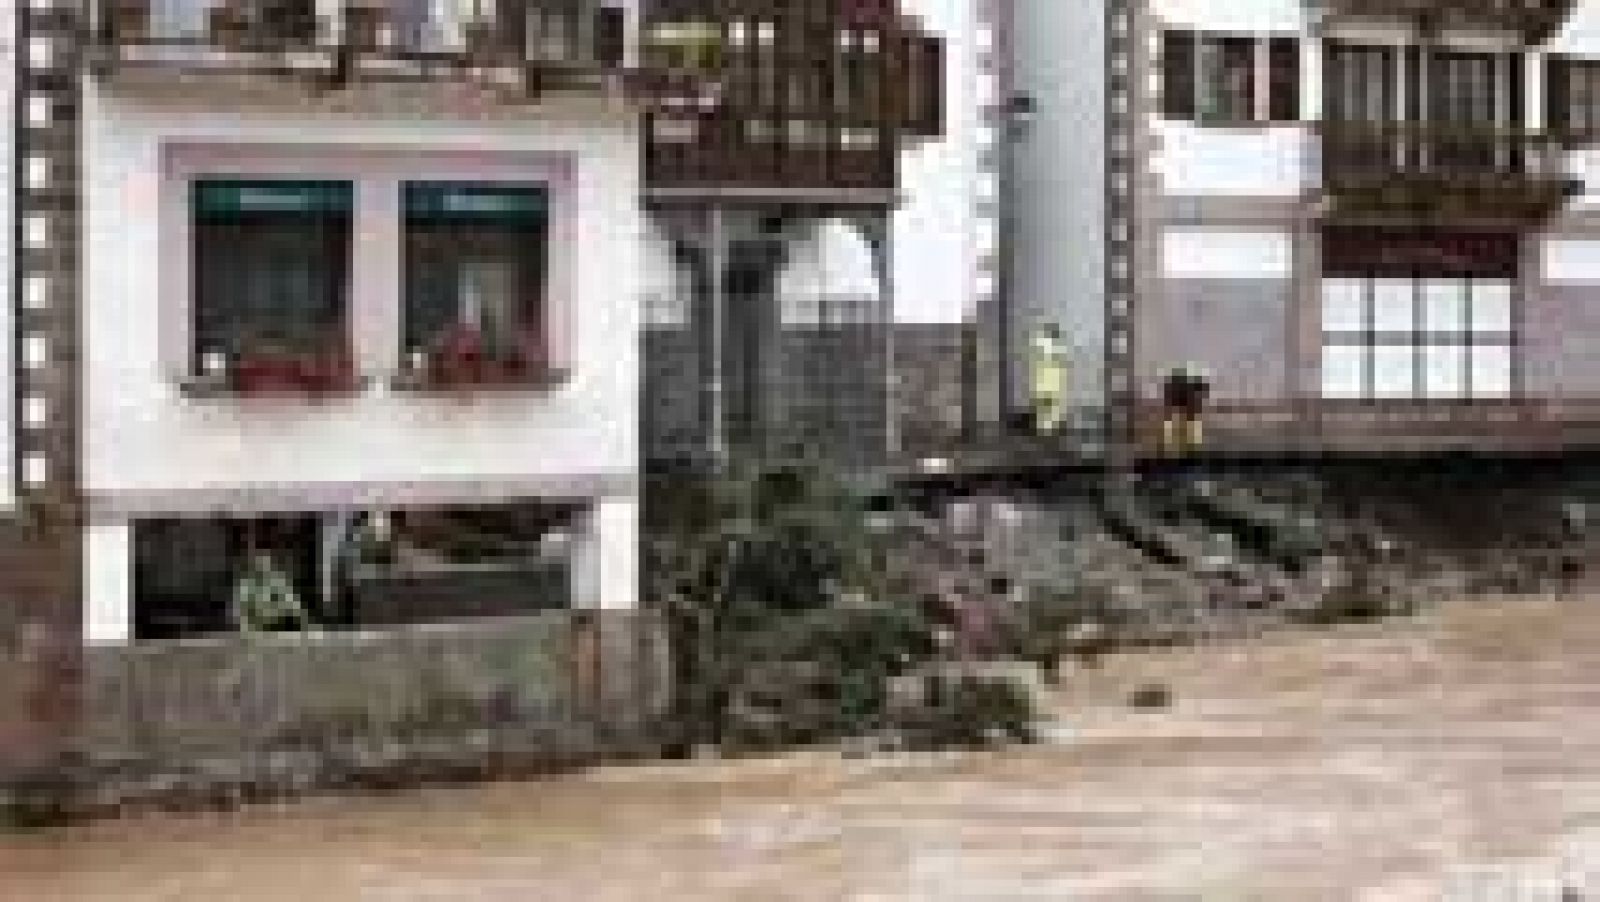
[1162,228,1294,279]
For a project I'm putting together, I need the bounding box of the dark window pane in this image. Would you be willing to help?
[1268,37,1299,122]
[402,182,549,363]
[191,179,351,369]
[1162,30,1197,120]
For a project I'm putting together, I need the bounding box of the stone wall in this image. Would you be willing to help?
[893,323,975,461]
[6,611,669,816]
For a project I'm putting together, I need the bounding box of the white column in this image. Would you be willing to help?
[1253,38,1271,123]
[316,0,343,45]
[572,496,639,610]
[85,519,134,646]
[1300,38,1322,122]
[1527,51,1546,131]
[357,178,402,379]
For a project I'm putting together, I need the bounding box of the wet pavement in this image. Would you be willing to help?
[7,595,1600,900]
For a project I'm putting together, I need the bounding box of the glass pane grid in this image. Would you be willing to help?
[1319,275,1516,401]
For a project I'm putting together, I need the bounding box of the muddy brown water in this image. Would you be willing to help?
[7,596,1600,900]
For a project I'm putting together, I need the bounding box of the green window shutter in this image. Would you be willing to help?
[193,179,354,217]
[403,182,549,224]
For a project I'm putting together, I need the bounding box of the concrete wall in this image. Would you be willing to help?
[1528,234,1600,398]
[1139,279,1292,402]
[895,0,992,327]
[1150,0,1307,33]
[64,610,670,809]
[81,88,642,509]
[1010,0,1108,418]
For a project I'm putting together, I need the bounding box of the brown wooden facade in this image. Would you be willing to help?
[640,0,943,200]
[1320,121,1580,222]
[87,1,713,107]
[1321,0,1580,43]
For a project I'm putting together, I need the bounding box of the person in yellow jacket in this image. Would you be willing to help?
[1027,324,1069,435]
[1160,362,1211,457]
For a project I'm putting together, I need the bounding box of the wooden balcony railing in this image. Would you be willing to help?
[93,0,616,60]
[639,0,942,197]
[1320,121,1581,220]
[87,0,714,103]
[1321,0,1578,42]
[646,117,897,194]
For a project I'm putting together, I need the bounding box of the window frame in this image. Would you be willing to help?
[1319,273,1520,402]
[399,180,556,387]
[187,177,356,392]
[1162,29,1299,125]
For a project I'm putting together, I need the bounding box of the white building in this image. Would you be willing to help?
[1010,0,1600,460]
[8,0,655,645]
[1,0,974,652]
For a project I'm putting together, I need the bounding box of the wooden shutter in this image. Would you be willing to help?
[1162,30,1196,120]
[1548,57,1572,133]
[594,5,626,67]
[1268,37,1299,122]
[1218,37,1255,121]
[905,34,943,136]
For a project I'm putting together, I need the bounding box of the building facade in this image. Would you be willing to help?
[638,0,989,472]
[0,1,667,770]
[1,0,964,772]
[1011,0,1600,461]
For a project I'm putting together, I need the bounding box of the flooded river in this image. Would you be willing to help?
[7,596,1600,900]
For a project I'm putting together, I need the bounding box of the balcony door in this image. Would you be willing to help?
[1425,51,1522,171]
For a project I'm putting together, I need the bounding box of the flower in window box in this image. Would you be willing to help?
[233,344,354,395]
[424,324,548,388]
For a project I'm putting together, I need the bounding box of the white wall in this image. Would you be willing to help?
[894,0,989,324]
[83,89,642,506]
[1162,229,1294,279]
[1154,122,1309,196]
[1549,2,1600,54]
[1544,239,1600,283]
[1151,0,1307,33]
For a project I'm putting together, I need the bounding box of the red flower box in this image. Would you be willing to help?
[232,347,358,396]
[420,326,552,390]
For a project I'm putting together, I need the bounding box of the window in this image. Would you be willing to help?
[402,182,550,385]
[1321,229,1518,402]
[1162,31,1298,124]
[1320,276,1517,401]
[1325,43,1398,123]
[1549,56,1600,136]
[191,179,353,387]
[390,0,499,52]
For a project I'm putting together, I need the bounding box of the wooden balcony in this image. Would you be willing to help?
[88,0,712,107]
[1320,0,1579,42]
[640,0,942,199]
[646,117,897,199]
[1320,121,1581,222]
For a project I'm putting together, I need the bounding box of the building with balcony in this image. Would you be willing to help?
[636,0,993,471]
[1009,0,1600,462]
[0,0,973,775]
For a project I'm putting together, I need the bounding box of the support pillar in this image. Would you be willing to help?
[572,495,639,610]
[83,519,132,647]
